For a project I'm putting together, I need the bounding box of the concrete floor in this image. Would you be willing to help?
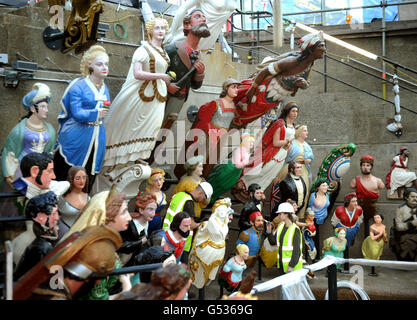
[186,201,417,301]
[188,261,417,300]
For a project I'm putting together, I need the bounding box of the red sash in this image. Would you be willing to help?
[164,231,185,259]
[355,176,379,199]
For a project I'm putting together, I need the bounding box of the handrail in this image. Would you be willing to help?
[282,1,417,17]
[380,55,417,76]
[348,56,417,88]
[227,20,273,35]
[230,8,417,76]
[313,69,417,115]
[0,192,21,199]
[0,216,29,223]
[326,54,417,96]
[90,263,163,278]
[230,43,279,57]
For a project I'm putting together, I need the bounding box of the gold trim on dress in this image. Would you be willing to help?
[138,44,168,103]
[198,239,225,249]
[189,248,224,284]
[106,137,155,150]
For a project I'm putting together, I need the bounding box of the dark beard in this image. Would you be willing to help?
[178,229,190,239]
[255,224,264,232]
[361,170,371,175]
[191,23,210,38]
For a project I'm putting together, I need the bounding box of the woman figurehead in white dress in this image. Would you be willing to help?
[104,17,173,166]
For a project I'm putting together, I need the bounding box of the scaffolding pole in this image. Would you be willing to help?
[283,1,417,16]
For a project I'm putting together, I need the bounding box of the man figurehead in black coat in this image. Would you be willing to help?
[238,183,264,231]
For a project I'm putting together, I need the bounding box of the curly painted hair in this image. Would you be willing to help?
[80,45,108,78]
[105,192,127,224]
[132,192,157,218]
[25,191,58,219]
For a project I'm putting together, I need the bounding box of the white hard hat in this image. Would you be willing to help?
[199,182,213,199]
[276,202,295,214]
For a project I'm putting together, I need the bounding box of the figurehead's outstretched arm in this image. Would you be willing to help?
[245,57,294,103]
[165,0,198,45]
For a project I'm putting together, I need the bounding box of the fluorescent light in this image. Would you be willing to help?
[295,22,379,60]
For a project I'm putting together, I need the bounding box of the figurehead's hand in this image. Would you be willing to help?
[167,83,180,94]
[246,84,257,104]
[194,60,205,74]
[294,78,309,89]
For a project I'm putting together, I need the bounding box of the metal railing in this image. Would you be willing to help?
[318,54,417,116]
[226,6,417,120]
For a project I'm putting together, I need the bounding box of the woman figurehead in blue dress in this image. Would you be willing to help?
[54,45,110,190]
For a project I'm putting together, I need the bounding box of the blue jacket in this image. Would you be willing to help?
[56,77,110,174]
[236,226,262,257]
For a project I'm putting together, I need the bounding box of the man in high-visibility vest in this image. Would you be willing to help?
[269,202,303,275]
[163,181,213,263]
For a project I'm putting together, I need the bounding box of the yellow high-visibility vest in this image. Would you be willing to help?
[163,192,193,251]
[276,222,303,273]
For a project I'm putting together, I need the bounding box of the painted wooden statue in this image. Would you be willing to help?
[188,198,234,289]
[104,17,171,166]
[54,45,110,190]
[164,0,238,52]
[322,227,347,268]
[14,191,60,280]
[231,32,326,129]
[57,166,90,240]
[349,155,385,237]
[171,155,209,219]
[271,124,314,219]
[1,83,56,222]
[143,168,167,234]
[386,146,417,197]
[389,188,417,261]
[217,244,249,293]
[207,131,255,204]
[362,212,387,275]
[236,211,264,268]
[174,77,240,179]
[233,101,298,204]
[1,83,55,188]
[271,142,356,216]
[93,16,174,198]
[306,179,330,257]
[300,208,317,261]
[331,192,363,248]
[60,186,133,300]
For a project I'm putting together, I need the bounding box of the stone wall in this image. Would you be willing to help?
[223,22,417,260]
[1,2,416,260]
